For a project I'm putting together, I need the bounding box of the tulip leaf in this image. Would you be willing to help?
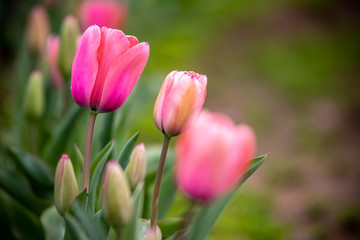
[0,169,50,215]
[64,215,88,240]
[185,153,269,240]
[88,140,115,214]
[67,199,107,240]
[7,147,53,191]
[99,112,115,149]
[158,170,176,220]
[40,206,65,240]
[117,131,140,169]
[0,189,46,240]
[90,140,115,177]
[158,218,185,238]
[122,183,145,240]
[72,143,84,171]
[43,107,84,166]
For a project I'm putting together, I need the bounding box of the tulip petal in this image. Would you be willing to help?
[71,25,101,109]
[126,35,139,48]
[153,70,177,133]
[162,73,206,135]
[97,42,150,112]
[89,27,130,109]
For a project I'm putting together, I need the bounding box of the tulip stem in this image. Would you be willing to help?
[81,112,97,202]
[150,134,171,228]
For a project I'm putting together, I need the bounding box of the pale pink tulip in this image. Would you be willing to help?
[153,70,207,136]
[26,5,50,53]
[47,35,63,90]
[175,110,256,203]
[78,0,127,30]
[71,25,149,112]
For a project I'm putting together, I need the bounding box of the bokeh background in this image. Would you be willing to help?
[1,0,360,239]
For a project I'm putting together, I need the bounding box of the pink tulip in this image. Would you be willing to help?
[26,5,50,54]
[47,35,63,90]
[78,0,127,30]
[175,110,256,203]
[153,70,207,136]
[71,25,149,112]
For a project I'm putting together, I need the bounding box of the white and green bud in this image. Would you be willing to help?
[54,154,79,216]
[126,143,146,189]
[59,15,80,79]
[102,160,133,228]
[24,70,45,120]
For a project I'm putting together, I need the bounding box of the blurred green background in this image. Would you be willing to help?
[1,0,360,239]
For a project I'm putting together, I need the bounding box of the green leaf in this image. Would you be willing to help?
[185,153,269,240]
[0,189,45,240]
[122,184,145,240]
[67,200,107,240]
[72,143,84,170]
[0,169,50,215]
[90,140,115,177]
[8,147,53,191]
[99,112,115,149]
[158,170,176,220]
[117,131,140,169]
[88,140,115,214]
[40,206,65,240]
[64,215,88,240]
[158,218,185,238]
[43,107,84,166]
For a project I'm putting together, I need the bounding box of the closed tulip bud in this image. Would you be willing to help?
[175,110,256,203]
[71,25,149,113]
[126,143,146,188]
[24,70,45,120]
[47,35,63,90]
[153,70,207,137]
[144,225,162,240]
[26,5,50,54]
[102,160,133,228]
[78,0,128,30]
[54,154,79,216]
[59,15,80,79]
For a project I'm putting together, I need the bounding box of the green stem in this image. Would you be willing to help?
[150,134,171,228]
[81,112,97,199]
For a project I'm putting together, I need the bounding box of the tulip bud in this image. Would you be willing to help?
[59,15,80,79]
[175,110,256,203]
[24,70,45,120]
[54,154,79,216]
[153,70,207,137]
[144,226,162,240]
[26,5,50,54]
[47,35,63,90]
[126,143,146,189]
[102,160,133,228]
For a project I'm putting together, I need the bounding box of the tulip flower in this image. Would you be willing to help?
[153,70,207,137]
[102,160,133,228]
[175,110,256,203]
[71,25,149,113]
[47,36,63,90]
[78,0,127,30]
[54,154,79,216]
[126,143,147,189]
[26,5,50,54]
